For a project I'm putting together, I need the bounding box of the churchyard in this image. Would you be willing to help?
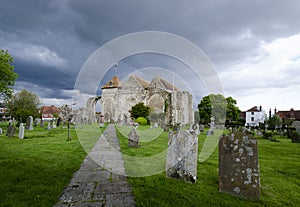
[0,121,299,206]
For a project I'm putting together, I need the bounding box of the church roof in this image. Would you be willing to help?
[132,75,150,89]
[158,77,178,91]
[101,76,121,89]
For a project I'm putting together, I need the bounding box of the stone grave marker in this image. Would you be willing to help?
[52,120,57,128]
[128,127,139,147]
[40,120,44,127]
[19,123,24,139]
[0,127,2,135]
[47,122,51,130]
[6,125,16,137]
[290,132,300,143]
[219,132,260,199]
[199,124,205,132]
[166,130,198,183]
[26,116,33,130]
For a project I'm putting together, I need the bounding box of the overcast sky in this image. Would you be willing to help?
[1,0,300,113]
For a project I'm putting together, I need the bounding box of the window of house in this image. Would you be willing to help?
[251,112,254,115]
[251,117,254,121]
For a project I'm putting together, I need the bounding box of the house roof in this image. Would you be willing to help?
[40,105,60,115]
[101,76,122,89]
[246,106,260,112]
[276,109,300,120]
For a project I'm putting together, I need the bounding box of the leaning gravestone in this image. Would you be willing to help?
[19,123,24,139]
[166,130,198,183]
[6,125,16,137]
[25,116,33,130]
[219,132,260,199]
[128,127,139,147]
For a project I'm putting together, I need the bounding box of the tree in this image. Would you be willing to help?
[226,96,241,122]
[7,90,41,122]
[198,94,240,124]
[131,102,151,119]
[0,50,18,101]
[267,114,282,130]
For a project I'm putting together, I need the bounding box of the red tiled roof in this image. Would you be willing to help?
[276,110,300,120]
[40,105,60,115]
[101,76,121,89]
[246,106,260,112]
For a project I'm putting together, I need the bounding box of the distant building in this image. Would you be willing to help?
[276,108,300,122]
[40,105,60,121]
[243,106,266,127]
[99,74,194,125]
[0,103,10,121]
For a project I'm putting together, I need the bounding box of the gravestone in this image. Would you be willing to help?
[6,126,16,137]
[26,116,33,130]
[199,124,205,132]
[153,123,158,128]
[19,123,24,139]
[40,120,44,127]
[290,132,300,143]
[128,127,139,147]
[256,130,263,137]
[219,132,260,199]
[0,127,2,135]
[166,130,198,183]
[47,122,51,130]
[52,120,57,129]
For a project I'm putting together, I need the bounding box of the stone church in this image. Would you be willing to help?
[99,74,194,126]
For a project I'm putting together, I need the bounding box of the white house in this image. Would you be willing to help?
[245,106,266,127]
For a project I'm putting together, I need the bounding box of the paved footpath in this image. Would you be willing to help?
[54,124,136,207]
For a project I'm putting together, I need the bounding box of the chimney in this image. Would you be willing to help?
[259,106,262,112]
[269,108,271,118]
[274,107,277,114]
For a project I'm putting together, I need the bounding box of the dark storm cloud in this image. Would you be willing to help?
[1,0,300,106]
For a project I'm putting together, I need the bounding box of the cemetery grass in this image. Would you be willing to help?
[116,126,300,207]
[0,122,105,207]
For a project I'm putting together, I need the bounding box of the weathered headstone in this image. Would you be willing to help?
[6,125,16,137]
[19,123,24,139]
[219,132,260,199]
[26,116,33,130]
[153,123,158,128]
[199,124,205,132]
[52,120,57,128]
[256,130,263,137]
[0,127,2,135]
[166,130,198,183]
[290,132,300,143]
[128,127,139,147]
[47,122,51,130]
[40,120,44,127]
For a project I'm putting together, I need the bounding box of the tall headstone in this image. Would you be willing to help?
[166,130,198,183]
[128,127,139,147]
[40,120,44,127]
[6,125,16,137]
[219,132,260,199]
[26,116,33,130]
[52,119,57,128]
[19,123,24,139]
[47,122,51,130]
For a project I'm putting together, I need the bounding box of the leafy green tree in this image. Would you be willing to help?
[0,50,18,101]
[267,114,282,130]
[7,90,41,122]
[198,94,240,124]
[131,102,151,119]
[226,96,241,122]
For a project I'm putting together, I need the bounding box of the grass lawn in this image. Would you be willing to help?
[0,122,105,207]
[116,125,300,207]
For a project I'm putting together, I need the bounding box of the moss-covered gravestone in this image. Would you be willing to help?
[128,127,139,147]
[166,130,198,183]
[219,132,260,199]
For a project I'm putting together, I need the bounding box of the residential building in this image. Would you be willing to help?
[244,106,266,127]
[40,105,60,121]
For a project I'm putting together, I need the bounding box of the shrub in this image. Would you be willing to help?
[263,132,273,140]
[136,117,148,125]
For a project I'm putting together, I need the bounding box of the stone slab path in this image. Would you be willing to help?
[54,124,136,207]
